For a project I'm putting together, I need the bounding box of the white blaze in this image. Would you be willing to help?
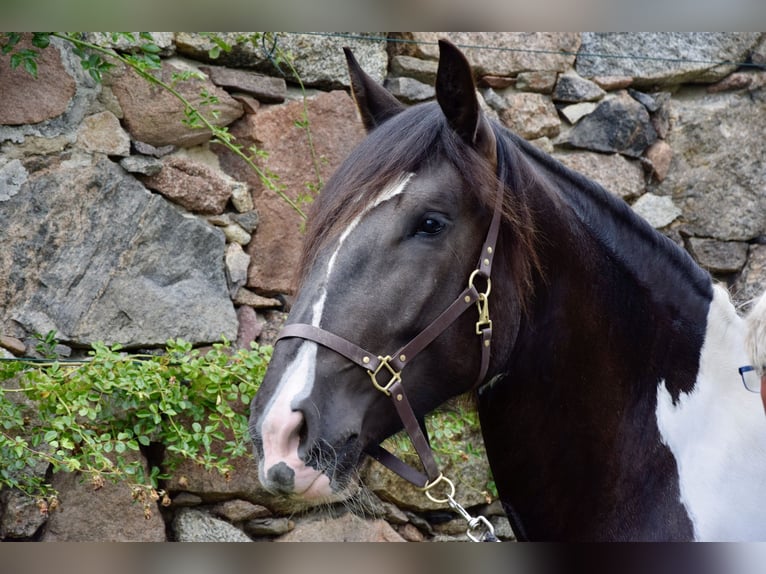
[257,173,414,497]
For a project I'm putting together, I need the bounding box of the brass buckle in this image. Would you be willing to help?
[368,355,401,396]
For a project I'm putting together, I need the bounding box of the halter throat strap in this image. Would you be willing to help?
[275,182,504,490]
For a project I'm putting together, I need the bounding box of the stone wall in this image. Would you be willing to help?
[1,32,765,541]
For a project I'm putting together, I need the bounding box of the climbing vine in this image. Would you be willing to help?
[0,31,327,220]
[0,337,270,516]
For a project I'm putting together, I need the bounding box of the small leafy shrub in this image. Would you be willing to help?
[0,338,270,514]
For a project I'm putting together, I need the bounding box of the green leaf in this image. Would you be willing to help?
[141,42,161,54]
[23,58,38,78]
[31,33,50,49]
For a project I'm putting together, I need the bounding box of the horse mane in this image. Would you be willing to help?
[504,127,712,301]
[296,102,543,311]
[297,97,709,313]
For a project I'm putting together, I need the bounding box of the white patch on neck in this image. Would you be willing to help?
[258,172,414,494]
[655,285,766,541]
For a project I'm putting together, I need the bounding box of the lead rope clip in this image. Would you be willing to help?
[421,474,499,542]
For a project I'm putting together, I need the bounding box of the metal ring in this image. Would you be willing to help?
[468,269,492,298]
[422,474,456,504]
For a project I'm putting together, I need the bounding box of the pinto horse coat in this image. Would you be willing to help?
[249,40,766,541]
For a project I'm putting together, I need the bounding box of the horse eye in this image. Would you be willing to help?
[415,215,445,236]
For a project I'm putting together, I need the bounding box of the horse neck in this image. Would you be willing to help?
[481,140,716,540]
[503,139,714,391]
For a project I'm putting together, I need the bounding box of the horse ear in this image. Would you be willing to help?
[344,47,405,132]
[436,39,496,162]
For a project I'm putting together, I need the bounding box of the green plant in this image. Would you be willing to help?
[0,339,271,516]
[32,329,59,360]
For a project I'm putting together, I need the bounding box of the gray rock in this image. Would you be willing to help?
[404,33,581,75]
[200,66,287,103]
[390,55,438,85]
[567,91,657,157]
[170,492,204,507]
[233,288,281,309]
[552,72,605,103]
[0,154,237,347]
[490,515,516,540]
[0,159,28,201]
[515,71,558,93]
[75,111,130,156]
[628,89,660,112]
[687,238,749,274]
[576,33,762,86]
[554,151,645,201]
[276,512,404,542]
[230,182,253,213]
[83,33,175,55]
[651,89,766,241]
[132,140,175,158]
[173,508,252,542]
[0,489,47,539]
[222,224,252,246]
[119,155,163,176]
[631,193,682,229]
[481,88,507,113]
[559,102,597,125]
[211,499,271,522]
[175,32,388,89]
[266,33,389,89]
[385,77,435,104]
[243,517,294,537]
[733,245,766,307]
[231,210,259,234]
[752,35,766,67]
[650,92,672,139]
[225,243,250,296]
[499,92,560,140]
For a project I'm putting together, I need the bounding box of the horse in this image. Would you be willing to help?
[248,39,766,541]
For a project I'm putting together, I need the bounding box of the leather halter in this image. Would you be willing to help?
[275,182,503,493]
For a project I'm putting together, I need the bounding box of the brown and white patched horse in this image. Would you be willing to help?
[249,40,766,541]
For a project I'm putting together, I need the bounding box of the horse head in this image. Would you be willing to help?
[248,40,515,500]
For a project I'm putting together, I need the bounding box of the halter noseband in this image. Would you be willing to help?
[275,182,503,510]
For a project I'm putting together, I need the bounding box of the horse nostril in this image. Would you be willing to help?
[265,462,295,493]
